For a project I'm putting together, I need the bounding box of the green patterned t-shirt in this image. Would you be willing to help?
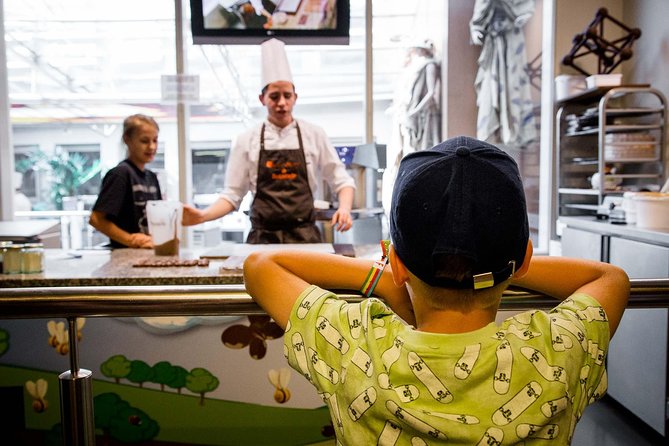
[284,286,610,445]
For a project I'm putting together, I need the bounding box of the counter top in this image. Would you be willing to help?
[2,247,669,320]
[0,244,377,288]
[560,216,669,246]
[0,248,243,287]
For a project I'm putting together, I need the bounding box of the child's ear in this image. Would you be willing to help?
[513,240,534,279]
[389,245,410,287]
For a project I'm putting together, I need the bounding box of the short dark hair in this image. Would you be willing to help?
[409,254,507,311]
[432,254,475,283]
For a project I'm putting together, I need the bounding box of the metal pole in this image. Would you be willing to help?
[2,280,669,318]
[364,0,373,144]
[58,317,95,445]
[1,279,669,443]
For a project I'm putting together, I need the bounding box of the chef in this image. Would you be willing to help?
[183,38,355,243]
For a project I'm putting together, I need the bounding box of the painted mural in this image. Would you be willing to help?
[0,316,335,445]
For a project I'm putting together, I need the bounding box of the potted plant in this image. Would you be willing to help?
[23,148,101,210]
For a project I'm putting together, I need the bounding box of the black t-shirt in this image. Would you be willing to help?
[92,159,162,248]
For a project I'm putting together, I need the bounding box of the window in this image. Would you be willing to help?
[55,144,102,197]
[191,144,232,196]
[4,0,448,231]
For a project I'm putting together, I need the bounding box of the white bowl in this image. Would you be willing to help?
[555,75,587,100]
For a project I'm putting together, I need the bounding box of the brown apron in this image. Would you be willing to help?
[246,122,322,244]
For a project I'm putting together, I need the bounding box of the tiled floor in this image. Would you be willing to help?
[572,396,665,445]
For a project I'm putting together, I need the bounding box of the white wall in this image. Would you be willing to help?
[622,0,669,109]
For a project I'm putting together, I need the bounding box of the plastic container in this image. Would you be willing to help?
[22,242,44,273]
[555,75,587,100]
[632,193,669,229]
[605,143,655,160]
[4,244,24,274]
[586,73,622,89]
[621,192,638,224]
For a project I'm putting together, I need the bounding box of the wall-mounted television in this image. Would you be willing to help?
[190,0,350,45]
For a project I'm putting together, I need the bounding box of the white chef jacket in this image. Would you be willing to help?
[220,119,356,209]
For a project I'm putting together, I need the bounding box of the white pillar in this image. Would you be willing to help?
[175,0,193,247]
[0,0,16,220]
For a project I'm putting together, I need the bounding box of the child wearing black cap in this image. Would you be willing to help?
[244,136,629,444]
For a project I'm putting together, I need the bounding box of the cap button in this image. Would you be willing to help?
[456,146,471,157]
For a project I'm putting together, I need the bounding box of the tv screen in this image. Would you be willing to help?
[190,0,350,45]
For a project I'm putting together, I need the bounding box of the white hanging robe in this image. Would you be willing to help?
[470,0,537,148]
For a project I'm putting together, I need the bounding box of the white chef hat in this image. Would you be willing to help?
[261,38,293,89]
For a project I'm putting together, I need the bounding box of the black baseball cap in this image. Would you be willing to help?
[389,136,529,289]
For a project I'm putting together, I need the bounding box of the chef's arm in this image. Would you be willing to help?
[182,197,236,226]
[332,186,354,232]
[89,210,152,248]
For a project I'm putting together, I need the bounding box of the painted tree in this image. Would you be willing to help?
[151,360,177,391]
[127,360,154,388]
[166,365,189,394]
[94,392,159,443]
[100,354,131,384]
[186,368,220,406]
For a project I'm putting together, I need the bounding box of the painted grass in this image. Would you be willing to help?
[0,365,334,445]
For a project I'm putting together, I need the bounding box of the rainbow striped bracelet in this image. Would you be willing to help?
[360,240,391,297]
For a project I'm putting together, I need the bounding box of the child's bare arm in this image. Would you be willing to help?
[511,256,630,336]
[244,251,414,330]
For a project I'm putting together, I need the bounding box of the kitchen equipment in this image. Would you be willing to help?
[632,192,669,229]
[586,73,622,89]
[555,75,587,100]
[605,132,656,160]
[596,196,623,219]
[621,192,639,224]
[0,219,61,247]
[660,177,669,193]
[329,143,385,244]
[590,171,621,190]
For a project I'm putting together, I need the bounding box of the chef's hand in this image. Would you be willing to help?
[182,204,205,226]
[331,208,353,232]
[128,233,153,249]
